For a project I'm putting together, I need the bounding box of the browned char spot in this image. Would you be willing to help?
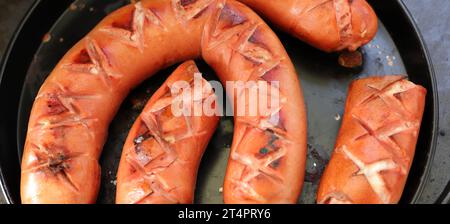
[255,132,281,159]
[46,95,68,115]
[269,158,281,169]
[255,147,270,159]
[48,152,69,174]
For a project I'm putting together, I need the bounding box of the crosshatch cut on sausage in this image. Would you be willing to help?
[317,75,426,204]
[116,60,220,204]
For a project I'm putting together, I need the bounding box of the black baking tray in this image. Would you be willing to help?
[0,0,441,204]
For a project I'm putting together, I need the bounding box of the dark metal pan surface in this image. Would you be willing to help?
[0,0,439,204]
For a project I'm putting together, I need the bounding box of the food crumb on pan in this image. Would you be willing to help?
[131,98,146,110]
[219,187,223,193]
[69,3,77,11]
[89,7,94,12]
[59,37,64,43]
[334,113,341,121]
[110,180,117,186]
[386,55,394,66]
[221,119,233,134]
[338,50,363,68]
[42,33,51,43]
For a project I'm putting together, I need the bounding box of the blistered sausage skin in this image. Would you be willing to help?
[238,0,378,52]
[317,75,426,204]
[21,0,307,204]
[116,61,219,204]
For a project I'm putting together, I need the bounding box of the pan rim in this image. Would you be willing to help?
[0,0,43,205]
[392,0,439,204]
[0,0,74,204]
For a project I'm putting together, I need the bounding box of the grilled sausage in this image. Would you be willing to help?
[317,75,426,204]
[21,0,307,204]
[237,0,378,52]
[115,61,219,204]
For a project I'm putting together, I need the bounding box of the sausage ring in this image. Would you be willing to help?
[21,0,308,204]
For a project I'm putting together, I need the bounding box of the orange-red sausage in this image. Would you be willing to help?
[238,0,378,52]
[317,75,426,204]
[21,0,307,204]
[116,61,219,204]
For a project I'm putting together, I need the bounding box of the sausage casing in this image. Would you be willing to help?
[116,60,219,204]
[237,0,378,52]
[317,75,426,204]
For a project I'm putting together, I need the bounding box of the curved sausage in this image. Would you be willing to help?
[21,0,307,204]
[317,75,426,204]
[237,0,378,52]
[116,61,219,204]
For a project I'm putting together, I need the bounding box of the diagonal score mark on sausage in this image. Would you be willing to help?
[339,78,422,203]
[120,67,216,204]
[204,1,250,51]
[318,191,353,204]
[172,0,216,21]
[202,3,295,203]
[62,38,122,88]
[230,139,287,202]
[235,0,377,52]
[286,0,354,48]
[333,0,353,47]
[339,146,397,204]
[30,84,99,141]
[352,116,419,175]
[21,0,307,204]
[352,78,421,173]
[318,76,427,204]
[100,2,165,52]
[22,143,95,193]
